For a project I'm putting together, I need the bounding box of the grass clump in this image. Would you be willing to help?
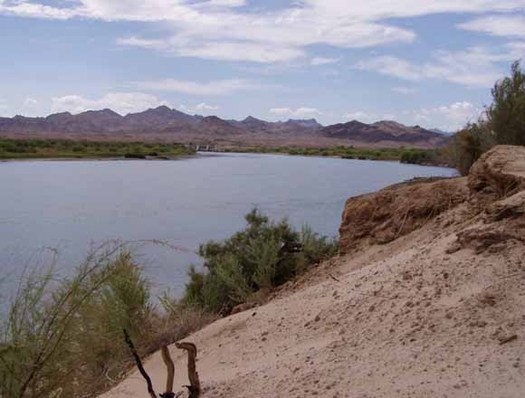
[183,209,338,314]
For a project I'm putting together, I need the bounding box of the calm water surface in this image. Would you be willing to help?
[0,153,456,296]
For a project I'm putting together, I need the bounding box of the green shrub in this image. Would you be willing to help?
[183,209,338,314]
[450,123,494,175]
[450,61,525,175]
[488,61,525,146]
[0,245,214,398]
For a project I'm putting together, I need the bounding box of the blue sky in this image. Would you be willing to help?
[0,1,524,131]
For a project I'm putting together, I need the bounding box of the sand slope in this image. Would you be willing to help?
[102,146,525,398]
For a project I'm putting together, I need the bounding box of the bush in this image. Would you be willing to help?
[450,123,494,175]
[488,61,525,146]
[183,210,338,313]
[0,245,215,398]
[450,61,525,174]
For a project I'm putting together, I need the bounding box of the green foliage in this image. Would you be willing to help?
[0,138,194,159]
[299,225,339,265]
[449,61,525,175]
[223,145,448,166]
[0,246,213,398]
[400,149,440,165]
[488,61,525,146]
[183,209,338,313]
[450,123,494,175]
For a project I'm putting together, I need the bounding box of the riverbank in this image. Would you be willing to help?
[102,145,525,398]
[220,145,450,167]
[0,137,449,166]
[0,138,195,160]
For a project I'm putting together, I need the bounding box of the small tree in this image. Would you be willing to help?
[451,122,493,175]
[450,60,524,174]
[488,60,525,146]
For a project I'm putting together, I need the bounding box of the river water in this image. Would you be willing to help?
[0,153,456,297]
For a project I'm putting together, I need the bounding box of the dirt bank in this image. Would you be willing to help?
[102,145,525,398]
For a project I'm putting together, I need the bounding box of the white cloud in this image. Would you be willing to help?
[269,107,322,118]
[355,56,421,80]
[10,0,520,64]
[356,44,525,88]
[21,97,41,116]
[198,0,246,7]
[171,42,304,63]
[132,78,259,96]
[269,107,292,115]
[24,97,38,106]
[179,102,220,114]
[343,111,379,123]
[195,102,219,111]
[391,86,417,95]
[4,0,522,22]
[310,57,339,66]
[342,110,396,123]
[411,101,481,131]
[0,1,77,19]
[341,102,481,130]
[459,15,525,38]
[51,92,169,115]
[1,1,524,65]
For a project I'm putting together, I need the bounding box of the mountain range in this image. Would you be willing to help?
[0,106,448,148]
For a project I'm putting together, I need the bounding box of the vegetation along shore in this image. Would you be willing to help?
[0,139,195,160]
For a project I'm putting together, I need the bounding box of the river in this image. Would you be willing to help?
[0,153,456,297]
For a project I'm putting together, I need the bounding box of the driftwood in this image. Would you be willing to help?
[176,342,201,398]
[123,329,157,398]
[160,346,176,398]
[123,329,201,398]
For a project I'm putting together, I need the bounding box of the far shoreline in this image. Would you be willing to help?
[0,151,455,170]
[0,137,452,167]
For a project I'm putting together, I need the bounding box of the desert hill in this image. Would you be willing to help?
[101,145,525,398]
[0,106,448,148]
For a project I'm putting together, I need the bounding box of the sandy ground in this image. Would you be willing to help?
[102,206,524,398]
[102,146,525,397]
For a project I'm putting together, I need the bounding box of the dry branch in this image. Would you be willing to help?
[123,329,157,398]
[176,342,201,398]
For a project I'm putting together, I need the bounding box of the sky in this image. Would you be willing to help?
[0,1,524,131]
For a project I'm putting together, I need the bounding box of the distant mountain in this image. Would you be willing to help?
[0,107,448,148]
[322,120,447,147]
[123,105,198,129]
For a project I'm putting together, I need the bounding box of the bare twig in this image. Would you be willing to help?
[176,342,200,398]
[123,329,157,398]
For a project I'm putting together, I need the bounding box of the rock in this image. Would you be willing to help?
[445,241,462,254]
[456,190,525,253]
[457,228,515,254]
[339,177,468,253]
[468,145,525,199]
